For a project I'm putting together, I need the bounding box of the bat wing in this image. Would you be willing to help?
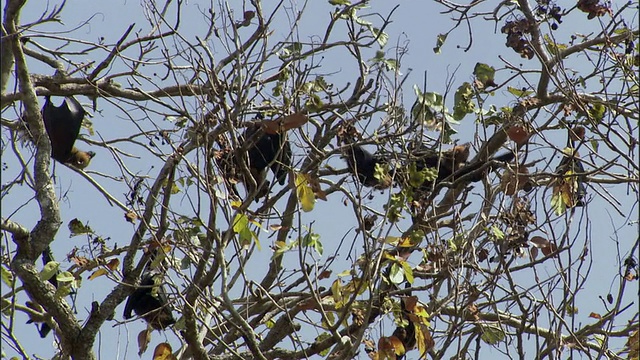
[344,145,374,185]
[270,134,291,185]
[41,96,85,162]
[245,125,272,172]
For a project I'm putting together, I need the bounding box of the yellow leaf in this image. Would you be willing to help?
[153,342,173,360]
[88,268,108,280]
[230,199,242,209]
[415,323,435,356]
[295,173,316,212]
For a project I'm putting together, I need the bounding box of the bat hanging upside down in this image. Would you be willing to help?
[41,96,95,169]
[123,271,176,330]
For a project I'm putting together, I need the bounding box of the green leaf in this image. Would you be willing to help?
[588,103,605,122]
[1,266,13,286]
[389,263,405,284]
[329,0,350,4]
[316,333,332,355]
[56,271,75,283]
[302,232,323,256]
[550,190,567,215]
[400,261,414,284]
[447,238,458,252]
[411,86,445,125]
[490,226,505,241]
[373,162,389,183]
[543,34,567,54]
[480,325,505,345]
[371,27,389,47]
[473,63,497,89]
[507,86,534,97]
[68,218,93,237]
[433,33,447,54]
[453,82,475,120]
[232,213,259,249]
[40,261,59,282]
[265,319,275,328]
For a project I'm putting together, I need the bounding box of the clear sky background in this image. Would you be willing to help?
[2,0,638,359]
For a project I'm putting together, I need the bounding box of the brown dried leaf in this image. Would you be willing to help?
[589,312,602,319]
[138,329,151,356]
[106,258,120,271]
[70,256,90,267]
[530,236,550,248]
[506,125,529,145]
[318,270,332,280]
[541,242,558,256]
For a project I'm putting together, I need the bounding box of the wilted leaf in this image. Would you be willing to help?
[70,256,90,267]
[306,173,328,201]
[403,296,418,313]
[506,125,530,145]
[433,33,447,54]
[541,242,558,256]
[318,270,332,280]
[626,329,639,359]
[88,268,108,280]
[589,312,602,319]
[262,112,309,134]
[68,218,93,236]
[415,323,435,356]
[569,126,586,141]
[106,258,120,271]
[477,248,489,262]
[137,328,151,356]
[378,335,405,359]
[152,342,173,360]
[530,236,550,248]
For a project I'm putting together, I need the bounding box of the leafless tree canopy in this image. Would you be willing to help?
[1,0,638,359]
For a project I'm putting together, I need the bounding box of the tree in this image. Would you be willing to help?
[1,0,638,359]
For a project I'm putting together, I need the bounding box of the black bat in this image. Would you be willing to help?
[414,144,516,187]
[41,96,95,168]
[123,271,175,330]
[243,123,292,200]
[343,144,391,189]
